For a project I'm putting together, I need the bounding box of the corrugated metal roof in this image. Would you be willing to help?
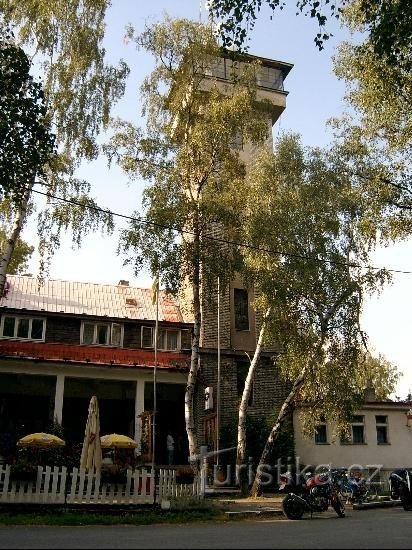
[0,275,185,323]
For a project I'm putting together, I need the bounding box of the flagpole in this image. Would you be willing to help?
[151,273,159,492]
[216,276,221,467]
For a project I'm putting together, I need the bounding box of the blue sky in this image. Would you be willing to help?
[23,0,412,397]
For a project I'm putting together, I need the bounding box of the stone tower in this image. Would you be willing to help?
[196,52,293,353]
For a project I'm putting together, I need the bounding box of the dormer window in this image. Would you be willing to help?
[0,315,46,341]
[81,321,123,347]
[141,327,192,351]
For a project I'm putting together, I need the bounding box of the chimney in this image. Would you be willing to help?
[118,280,129,287]
[364,385,376,402]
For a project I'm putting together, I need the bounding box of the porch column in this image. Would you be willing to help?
[134,380,145,454]
[54,374,65,425]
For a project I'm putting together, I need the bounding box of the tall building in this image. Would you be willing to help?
[181,52,294,465]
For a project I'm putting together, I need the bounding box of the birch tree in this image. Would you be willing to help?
[237,134,396,496]
[105,17,271,471]
[333,2,412,242]
[0,1,128,292]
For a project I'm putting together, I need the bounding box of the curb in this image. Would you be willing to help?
[353,500,401,510]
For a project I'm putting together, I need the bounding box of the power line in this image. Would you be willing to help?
[30,187,412,276]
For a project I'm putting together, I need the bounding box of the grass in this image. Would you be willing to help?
[0,508,226,526]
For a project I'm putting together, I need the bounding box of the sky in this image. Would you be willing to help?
[22,0,412,398]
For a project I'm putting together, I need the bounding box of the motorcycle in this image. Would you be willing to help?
[389,469,412,511]
[279,470,345,520]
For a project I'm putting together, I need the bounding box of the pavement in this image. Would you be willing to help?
[208,492,401,518]
[211,493,285,518]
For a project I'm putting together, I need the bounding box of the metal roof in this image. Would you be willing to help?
[0,275,185,323]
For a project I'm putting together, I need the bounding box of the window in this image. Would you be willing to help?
[158,329,179,351]
[234,288,249,331]
[81,322,123,346]
[314,423,328,444]
[0,315,45,341]
[141,327,189,351]
[237,362,254,406]
[180,329,192,350]
[341,415,365,444]
[352,415,365,443]
[376,415,389,444]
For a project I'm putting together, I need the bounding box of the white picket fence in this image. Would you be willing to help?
[0,465,67,504]
[0,465,203,505]
[66,467,154,505]
[0,465,153,505]
[158,468,202,500]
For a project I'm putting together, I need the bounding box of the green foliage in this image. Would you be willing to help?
[208,0,340,51]
[243,134,393,437]
[107,17,269,293]
[333,2,412,242]
[0,33,55,201]
[0,0,129,161]
[356,351,401,400]
[209,0,412,63]
[0,227,33,274]
[0,0,127,274]
[0,508,224,526]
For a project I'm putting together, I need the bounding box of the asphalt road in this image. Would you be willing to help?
[0,507,411,549]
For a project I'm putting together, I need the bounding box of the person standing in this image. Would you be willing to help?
[166,432,175,465]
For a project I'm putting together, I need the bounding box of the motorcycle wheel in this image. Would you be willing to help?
[282,495,305,520]
[401,497,412,511]
[331,495,346,518]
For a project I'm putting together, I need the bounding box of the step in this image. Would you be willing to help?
[225,509,284,518]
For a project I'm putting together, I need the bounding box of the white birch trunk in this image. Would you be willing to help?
[237,307,271,495]
[0,189,31,296]
[185,228,201,476]
[250,366,307,497]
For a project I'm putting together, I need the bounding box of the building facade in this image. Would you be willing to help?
[294,398,412,487]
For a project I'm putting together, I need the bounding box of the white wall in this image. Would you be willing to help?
[293,405,412,473]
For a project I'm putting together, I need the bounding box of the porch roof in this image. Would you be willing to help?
[0,340,190,370]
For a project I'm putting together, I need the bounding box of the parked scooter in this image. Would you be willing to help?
[389,469,412,511]
[347,471,368,504]
[279,470,345,520]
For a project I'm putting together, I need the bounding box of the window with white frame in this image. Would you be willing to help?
[81,322,123,346]
[0,315,46,340]
[376,415,389,444]
[141,326,191,351]
[340,415,365,444]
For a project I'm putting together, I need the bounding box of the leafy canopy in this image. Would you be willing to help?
[242,134,395,434]
[208,0,412,61]
[0,34,55,201]
[106,17,270,293]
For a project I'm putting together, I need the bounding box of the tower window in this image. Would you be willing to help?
[234,288,249,331]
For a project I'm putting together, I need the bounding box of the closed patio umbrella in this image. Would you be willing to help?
[80,395,102,473]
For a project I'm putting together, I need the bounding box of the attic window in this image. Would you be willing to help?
[126,298,137,307]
